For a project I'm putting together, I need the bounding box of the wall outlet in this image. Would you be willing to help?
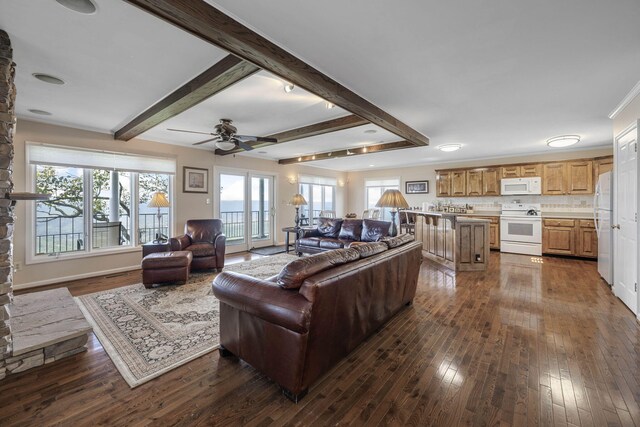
[206,198,211,205]
[14,262,21,272]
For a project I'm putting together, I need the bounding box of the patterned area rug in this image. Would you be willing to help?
[75,253,296,387]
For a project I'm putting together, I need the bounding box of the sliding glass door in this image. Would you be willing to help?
[217,170,275,252]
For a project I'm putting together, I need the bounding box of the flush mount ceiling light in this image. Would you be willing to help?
[546,135,581,148]
[27,109,52,116]
[32,73,65,85]
[437,144,462,152]
[56,0,97,14]
[283,83,294,93]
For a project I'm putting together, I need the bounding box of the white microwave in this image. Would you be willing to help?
[500,177,542,195]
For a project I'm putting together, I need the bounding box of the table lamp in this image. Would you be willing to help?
[375,189,409,237]
[289,193,308,230]
[148,191,170,243]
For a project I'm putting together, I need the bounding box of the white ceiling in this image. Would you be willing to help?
[2,0,640,171]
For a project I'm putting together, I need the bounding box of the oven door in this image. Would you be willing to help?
[500,216,542,244]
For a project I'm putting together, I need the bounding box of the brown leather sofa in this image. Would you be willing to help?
[212,234,422,402]
[295,218,392,255]
[169,219,226,271]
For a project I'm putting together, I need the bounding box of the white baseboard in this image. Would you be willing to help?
[14,265,141,291]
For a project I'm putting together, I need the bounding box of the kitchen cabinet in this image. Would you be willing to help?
[577,220,597,258]
[451,171,467,196]
[542,219,575,255]
[466,170,483,196]
[501,164,541,178]
[567,161,593,194]
[436,171,452,197]
[594,156,614,180]
[482,168,500,196]
[542,163,567,195]
[459,215,500,250]
[520,164,542,177]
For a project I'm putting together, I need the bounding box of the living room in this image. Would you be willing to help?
[1,1,640,426]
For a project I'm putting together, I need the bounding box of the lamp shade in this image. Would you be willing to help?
[375,189,409,209]
[289,193,308,207]
[147,191,170,208]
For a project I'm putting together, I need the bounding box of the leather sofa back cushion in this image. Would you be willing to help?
[350,242,388,258]
[361,219,391,242]
[186,219,222,243]
[338,219,363,241]
[317,218,343,238]
[277,248,360,289]
[382,233,415,248]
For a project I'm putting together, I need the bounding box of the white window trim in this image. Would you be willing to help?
[26,147,176,265]
[364,176,401,220]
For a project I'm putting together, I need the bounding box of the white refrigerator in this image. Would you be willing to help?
[594,171,613,284]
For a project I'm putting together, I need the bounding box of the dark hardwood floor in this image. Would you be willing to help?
[2,252,639,426]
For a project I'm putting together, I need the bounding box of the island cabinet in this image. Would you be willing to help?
[459,215,500,250]
[413,212,490,271]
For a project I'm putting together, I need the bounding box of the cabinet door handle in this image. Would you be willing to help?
[611,224,620,229]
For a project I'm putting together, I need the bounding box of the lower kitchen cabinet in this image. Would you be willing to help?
[542,218,597,258]
[460,216,500,250]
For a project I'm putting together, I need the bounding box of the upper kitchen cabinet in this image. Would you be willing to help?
[436,171,452,197]
[466,170,483,196]
[542,162,567,195]
[482,168,501,196]
[594,156,614,180]
[451,171,467,196]
[566,160,593,194]
[501,164,542,178]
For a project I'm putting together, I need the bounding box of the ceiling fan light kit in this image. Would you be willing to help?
[168,118,276,152]
[216,141,236,151]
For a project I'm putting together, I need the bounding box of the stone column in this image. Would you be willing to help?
[0,29,16,380]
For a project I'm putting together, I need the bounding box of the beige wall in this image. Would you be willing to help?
[346,147,613,214]
[12,120,346,287]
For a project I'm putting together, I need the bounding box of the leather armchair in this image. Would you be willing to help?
[169,219,226,271]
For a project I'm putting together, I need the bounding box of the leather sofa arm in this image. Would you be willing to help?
[169,235,191,251]
[299,228,321,238]
[214,233,226,249]
[212,272,312,334]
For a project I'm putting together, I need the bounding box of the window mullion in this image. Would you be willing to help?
[84,169,92,253]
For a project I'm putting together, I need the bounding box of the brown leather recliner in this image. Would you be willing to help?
[169,219,226,271]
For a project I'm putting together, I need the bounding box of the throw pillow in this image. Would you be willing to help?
[317,218,343,238]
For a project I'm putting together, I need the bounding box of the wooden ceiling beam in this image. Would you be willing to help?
[278,140,415,165]
[124,0,429,147]
[215,114,369,155]
[114,54,259,141]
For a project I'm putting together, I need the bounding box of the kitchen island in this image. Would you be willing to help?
[410,211,491,272]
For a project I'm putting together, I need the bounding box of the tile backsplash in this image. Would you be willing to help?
[426,195,593,211]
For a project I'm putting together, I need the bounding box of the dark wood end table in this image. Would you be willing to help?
[282,226,313,253]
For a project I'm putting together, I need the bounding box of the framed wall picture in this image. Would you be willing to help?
[405,180,429,194]
[183,167,209,193]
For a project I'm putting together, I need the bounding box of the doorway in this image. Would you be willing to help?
[216,170,275,253]
[614,121,638,314]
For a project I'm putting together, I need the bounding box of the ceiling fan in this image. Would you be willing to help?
[167,118,277,151]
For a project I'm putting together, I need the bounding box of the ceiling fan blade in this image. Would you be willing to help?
[192,137,219,146]
[236,140,254,151]
[235,135,277,143]
[167,128,216,136]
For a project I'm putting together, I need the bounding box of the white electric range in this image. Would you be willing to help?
[500,203,542,256]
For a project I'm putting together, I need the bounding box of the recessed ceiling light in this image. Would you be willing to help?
[325,102,335,109]
[32,73,65,85]
[56,0,97,14]
[257,151,267,154]
[364,129,377,134]
[437,144,462,152]
[369,164,375,167]
[27,109,52,116]
[283,83,294,93]
[546,135,580,148]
